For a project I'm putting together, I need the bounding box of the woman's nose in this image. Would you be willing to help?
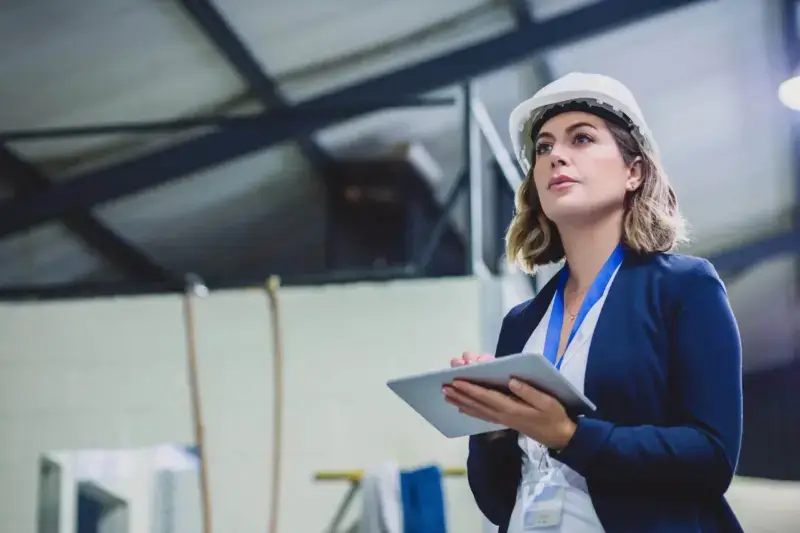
[549,152,568,169]
[546,142,569,168]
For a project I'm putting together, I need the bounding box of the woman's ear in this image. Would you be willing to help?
[626,156,644,192]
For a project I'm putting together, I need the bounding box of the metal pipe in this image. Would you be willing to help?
[265,276,284,533]
[181,275,213,533]
[467,85,491,278]
[463,84,474,275]
[469,96,523,192]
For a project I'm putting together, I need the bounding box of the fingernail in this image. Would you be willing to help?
[509,379,520,390]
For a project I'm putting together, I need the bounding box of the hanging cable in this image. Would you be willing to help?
[183,273,213,533]
[265,275,284,533]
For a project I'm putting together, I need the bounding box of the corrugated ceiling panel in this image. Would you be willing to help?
[0,0,244,169]
[217,0,498,79]
[223,0,514,100]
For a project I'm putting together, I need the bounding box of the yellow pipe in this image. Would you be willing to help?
[314,467,466,482]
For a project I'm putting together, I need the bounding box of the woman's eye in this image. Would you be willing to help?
[573,133,593,145]
[535,143,551,156]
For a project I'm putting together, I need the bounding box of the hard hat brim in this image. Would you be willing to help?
[509,90,659,175]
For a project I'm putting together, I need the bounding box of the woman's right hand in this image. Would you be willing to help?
[450,351,494,367]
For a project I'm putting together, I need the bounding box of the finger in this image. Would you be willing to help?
[444,387,526,427]
[443,385,485,410]
[463,351,480,364]
[477,354,494,363]
[508,379,558,411]
[444,392,493,421]
[451,380,528,413]
[443,386,501,420]
[450,357,466,368]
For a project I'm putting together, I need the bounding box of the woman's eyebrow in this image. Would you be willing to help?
[536,122,598,143]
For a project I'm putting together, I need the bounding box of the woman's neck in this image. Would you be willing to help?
[558,213,623,292]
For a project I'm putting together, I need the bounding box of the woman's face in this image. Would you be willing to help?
[532,111,642,225]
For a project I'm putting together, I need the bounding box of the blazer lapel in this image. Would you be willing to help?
[583,255,635,415]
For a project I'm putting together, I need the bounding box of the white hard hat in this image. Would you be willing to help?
[508,72,658,175]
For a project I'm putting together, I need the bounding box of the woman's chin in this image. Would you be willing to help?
[542,200,594,224]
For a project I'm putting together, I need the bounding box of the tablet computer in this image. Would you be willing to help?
[386,352,596,438]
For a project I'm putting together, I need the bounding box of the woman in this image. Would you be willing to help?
[442,72,743,533]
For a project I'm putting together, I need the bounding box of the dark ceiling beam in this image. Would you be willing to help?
[0,97,455,142]
[0,0,709,239]
[3,226,798,301]
[705,228,800,274]
[0,146,175,282]
[0,265,420,301]
[178,0,332,171]
[505,0,555,80]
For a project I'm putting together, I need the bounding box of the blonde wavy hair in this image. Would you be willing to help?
[505,120,688,274]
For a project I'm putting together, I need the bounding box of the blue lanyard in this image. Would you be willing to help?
[543,244,624,369]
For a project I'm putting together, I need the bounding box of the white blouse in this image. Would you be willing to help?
[506,266,620,533]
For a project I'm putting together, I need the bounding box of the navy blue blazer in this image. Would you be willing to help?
[467,252,744,533]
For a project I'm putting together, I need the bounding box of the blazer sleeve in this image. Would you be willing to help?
[554,260,743,498]
[466,308,524,525]
[467,430,521,525]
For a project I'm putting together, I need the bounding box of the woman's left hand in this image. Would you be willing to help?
[443,378,577,450]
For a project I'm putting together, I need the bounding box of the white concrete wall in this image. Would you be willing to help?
[0,276,495,533]
[727,477,800,533]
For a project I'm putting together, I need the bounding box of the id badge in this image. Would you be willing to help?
[522,483,565,530]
